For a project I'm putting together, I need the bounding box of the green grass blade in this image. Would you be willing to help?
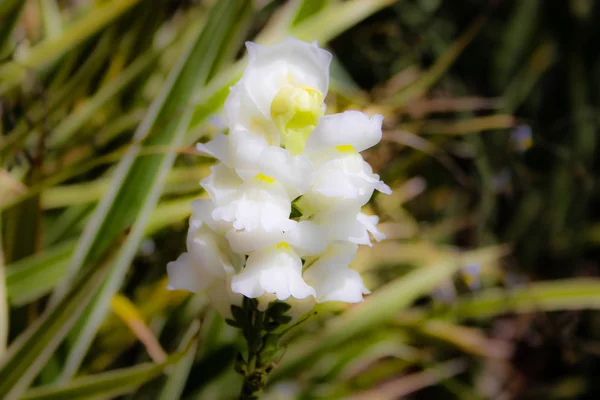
[54,0,254,381]
[450,278,600,319]
[388,14,487,106]
[290,0,395,43]
[0,256,110,400]
[47,49,159,148]
[0,0,142,94]
[158,321,200,400]
[5,240,75,306]
[0,220,7,358]
[38,0,63,40]
[0,0,24,59]
[20,354,184,400]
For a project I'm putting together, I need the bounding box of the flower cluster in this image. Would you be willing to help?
[167,37,391,319]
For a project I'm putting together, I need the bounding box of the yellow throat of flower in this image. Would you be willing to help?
[270,86,323,155]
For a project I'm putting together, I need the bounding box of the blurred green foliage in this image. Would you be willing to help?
[1,0,600,399]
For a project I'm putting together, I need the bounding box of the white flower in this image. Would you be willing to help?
[225,37,332,153]
[168,37,390,322]
[211,176,295,232]
[294,111,392,213]
[231,243,315,301]
[166,215,244,318]
[202,141,313,233]
[303,243,369,303]
[304,110,384,154]
[228,222,326,302]
[200,163,242,206]
[196,133,231,166]
[310,209,386,246]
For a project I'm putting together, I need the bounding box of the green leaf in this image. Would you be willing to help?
[0,0,143,94]
[53,0,254,381]
[0,220,7,359]
[47,48,159,148]
[5,240,75,306]
[290,0,395,43]
[4,193,202,307]
[38,0,63,40]
[0,0,25,59]
[158,321,200,400]
[388,14,487,106]
[449,278,600,319]
[20,354,184,400]
[0,253,111,400]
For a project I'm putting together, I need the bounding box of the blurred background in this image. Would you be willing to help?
[1,0,600,399]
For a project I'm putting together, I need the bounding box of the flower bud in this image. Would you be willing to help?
[270,86,323,155]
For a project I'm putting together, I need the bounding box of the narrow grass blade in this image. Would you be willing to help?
[55,0,254,381]
[5,240,75,306]
[38,0,63,40]
[20,355,184,400]
[47,49,159,148]
[0,254,111,400]
[388,14,487,106]
[0,0,25,59]
[110,294,167,363]
[450,278,600,319]
[0,0,143,94]
[158,321,201,400]
[0,221,7,358]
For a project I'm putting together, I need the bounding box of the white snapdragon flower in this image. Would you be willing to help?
[303,243,370,303]
[168,37,390,321]
[166,207,244,318]
[300,111,392,213]
[310,208,386,246]
[225,37,331,153]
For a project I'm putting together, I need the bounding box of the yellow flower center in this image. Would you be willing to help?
[276,242,290,250]
[270,86,323,155]
[255,173,275,183]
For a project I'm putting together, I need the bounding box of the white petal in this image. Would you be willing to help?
[196,133,231,166]
[304,153,382,210]
[225,220,325,255]
[200,163,242,205]
[226,228,287,255]
[259,146,313,197]
[186,223,244,285]
[311,208,372,246]
[303,243,369,303]
[231,245,315,300]
[285,221,328,256]
[190,199,231,235]
[224,82,242,127]
[206,265,243,319]
[212,179,295,232]
[375,180,392,195]
[305,111,383,154]
[166,253,200,292]
[357,212,386,242]
[228,127,269,180]
[242,38,332,118]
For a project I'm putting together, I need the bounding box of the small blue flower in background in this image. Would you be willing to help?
[510,125,533,152]
[462,263,482,290]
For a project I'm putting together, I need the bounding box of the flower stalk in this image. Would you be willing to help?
[229,298,290,399]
